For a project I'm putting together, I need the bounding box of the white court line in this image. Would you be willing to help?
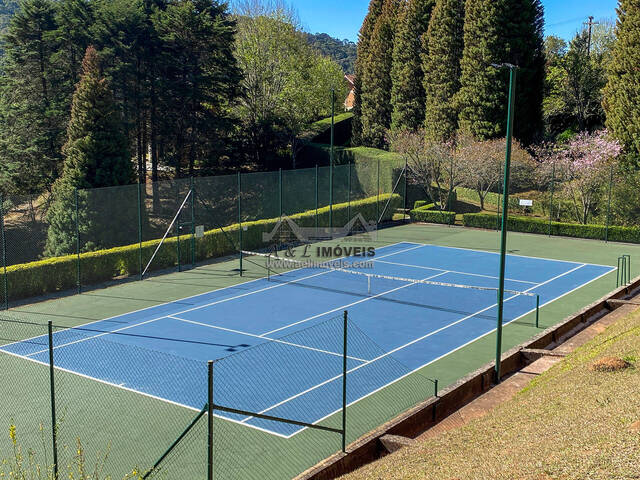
[258,271,450,337]
[0,241,411,352]
[168,315,369,363]
[16,243,424,358]
[373,259,538,285]
[240,263,588,427]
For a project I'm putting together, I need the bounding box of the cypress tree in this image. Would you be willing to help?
[45,46,133,256]
[390,0,435,133]
[457,0,545,144]
[603,0,640,163]
[353,0,384,146]
[360,0,400,148]
[423,0,465,142]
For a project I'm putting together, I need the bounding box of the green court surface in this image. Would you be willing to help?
[0,223,636,479]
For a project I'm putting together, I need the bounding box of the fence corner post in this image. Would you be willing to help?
[48,321,59,479]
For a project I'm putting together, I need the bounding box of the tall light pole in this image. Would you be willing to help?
[584,16,599,56]
[491,63,518,383]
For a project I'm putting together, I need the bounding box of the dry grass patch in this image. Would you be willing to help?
[339,309,640,480]
[590,356,631,372]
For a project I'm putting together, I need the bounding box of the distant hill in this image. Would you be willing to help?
[306,33,356,74]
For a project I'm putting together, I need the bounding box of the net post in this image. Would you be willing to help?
[48,321,59,479]
[208,360,214,480]
[536,295,540,328]
[342,310,348,453]
[605,165,613,242]
[75,188,81,294]
[191,177,196,268]
[137,182,143,280]
[238,172,243,277]
[0,194,8,310]
[549,163,555,237]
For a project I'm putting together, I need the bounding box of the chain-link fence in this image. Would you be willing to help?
[0,310,437,480]
[0,159,408,311]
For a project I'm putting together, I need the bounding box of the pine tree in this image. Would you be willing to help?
[360,0,400,148]
[45,46,133,256]
[390,0,435,132]
[604,0,640,164]
[457,0,545,144]
[423,0,465,142]
[353,0,384,146]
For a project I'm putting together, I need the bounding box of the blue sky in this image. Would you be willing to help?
[288,0,619,42]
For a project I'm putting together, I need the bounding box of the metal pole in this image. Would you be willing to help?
[176,189,182,273]
[549,163,555,237]
[48,321,59,479]
[238,172,243,276]
[137,183,143,280]
[330,89,335,235]
[75,189,81,294]
[341,310,348,453]
[315,165,319,233]
[605,165,613,243]
[536,295,540,328]
[495,66,517,384]
[208,360,214,480]
[348,161,352,222]
[376,157,380,229]
[0,194,7,310]
[403,159,408,222]
[191,177,196,267]
[279,168,283,219]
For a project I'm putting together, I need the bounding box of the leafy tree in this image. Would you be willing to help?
[457,0,545,144]
[544,35,567,66]
[45,46,133,256]
[390,0,435,132]
[306,32,356,74]
[0,0,65,194]
[360,0,399,148]
[604,0,640,163]
[422,0,465,142]
[353,0,384,146]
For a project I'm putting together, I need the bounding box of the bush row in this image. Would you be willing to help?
[462,213,640,243]
[6,194,401,301]
[410,203,455,225]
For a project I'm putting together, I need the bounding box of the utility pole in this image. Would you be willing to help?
[584,16,599,55]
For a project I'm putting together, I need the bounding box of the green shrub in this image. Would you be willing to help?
[6,194,401,301]
[462,213,640,243]
[414,201,435,210]
[410,203,455,225]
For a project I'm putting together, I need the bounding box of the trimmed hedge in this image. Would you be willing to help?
[462,213,640,243]
[414,201,434,210]
[5,194,402,301]
[410,203,455,225]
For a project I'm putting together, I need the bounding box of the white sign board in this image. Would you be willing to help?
[519,199,533,207]
[195,225,205,238]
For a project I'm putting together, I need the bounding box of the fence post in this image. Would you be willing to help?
[548,163,555,237]
[347,161,352,222]
[0,194,7,310]
[279,168,283,219]
[137,183,143,280]
[330,89,335,235]
[75,189,81,294]
[48,321,59,479]
[208,360,214,480]
[315,165,319,233]
[341,310,348,453]
[191,177,196,268]
[403,159,408,223]
[238,172,243,276]
[376,158,380,229]
[605,165,613,243]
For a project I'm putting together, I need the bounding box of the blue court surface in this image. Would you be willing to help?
[1,242,614,437]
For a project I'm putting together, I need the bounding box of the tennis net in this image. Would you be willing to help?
[241,250,540,324]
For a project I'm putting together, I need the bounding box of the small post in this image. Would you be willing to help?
[432,379,439,422]
[208,361,214,480]
[536,295,540,328]
[48,321,59,479]
[279,168,283,219]
[329,89,335,235]
[238,172,243,276]
[341,310,348,453]
[494,64,517,384]
[75,189,81,294]
[0,194,8,310]
[191,177,196,268]
[549,163,555,237]
[605,165,613,243]
[137,183,144,280]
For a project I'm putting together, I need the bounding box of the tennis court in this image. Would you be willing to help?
[0,240,614,439]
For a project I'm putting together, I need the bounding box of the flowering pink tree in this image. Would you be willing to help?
[539,131,622,224]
